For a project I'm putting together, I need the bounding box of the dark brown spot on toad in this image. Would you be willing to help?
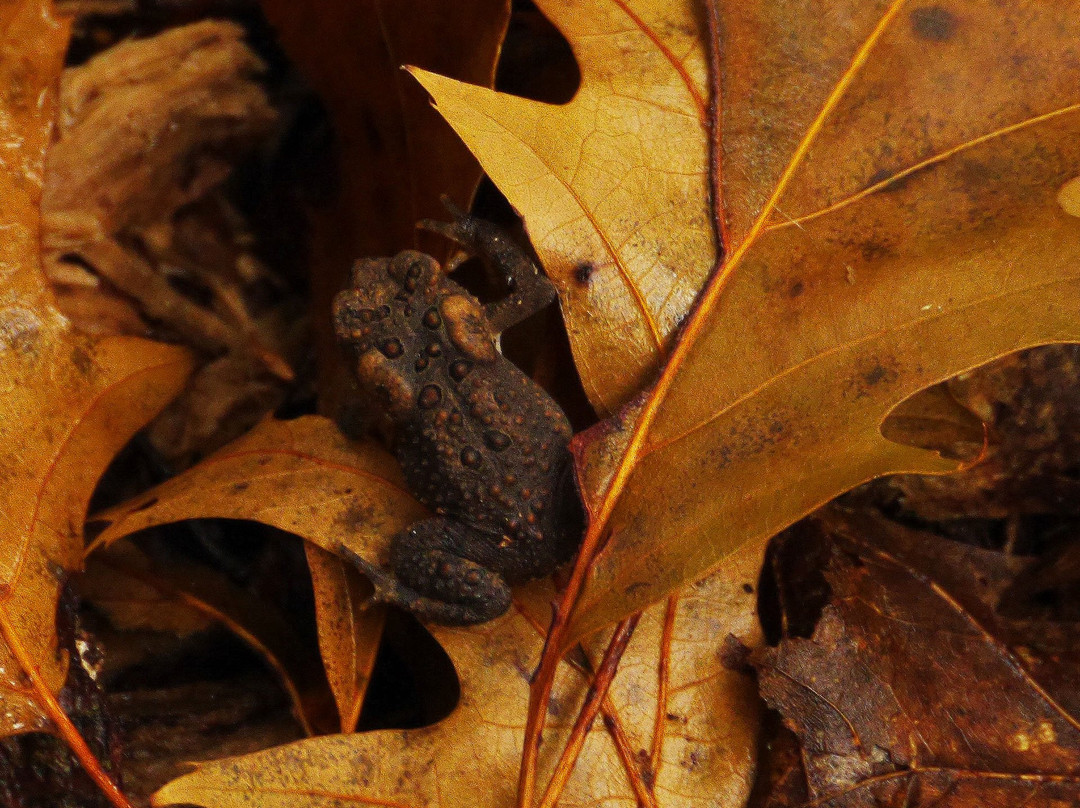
[484,430,512,451]
[910,6,957,41]
[449,360,472,381]
[788,280,804,298]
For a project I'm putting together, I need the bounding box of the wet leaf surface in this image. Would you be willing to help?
[0,0,193,739]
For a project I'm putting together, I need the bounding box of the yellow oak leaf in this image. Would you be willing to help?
[0,0,193,738]
[151,549,762,808]
[411,0,714,415]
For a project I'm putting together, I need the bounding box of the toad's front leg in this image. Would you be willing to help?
[420,204,556,333]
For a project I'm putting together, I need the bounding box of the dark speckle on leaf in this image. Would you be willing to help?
[574,261,595,285]
[70,345,94,375]
[910,6,958,42]
[864,365,892,387]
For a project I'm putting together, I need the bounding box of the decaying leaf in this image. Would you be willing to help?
[0,0,193,739]
[412,0,713,415]
[257,0,512,413]
[152,553,761,808]
[561,0,1080,645]
[757,510,1080,806]
[41,19,294,464]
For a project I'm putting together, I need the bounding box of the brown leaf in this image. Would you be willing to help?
[257,0,511,410]
[91,415,424,563]
[0,0,193,738]
[412,1,713,414]
[152,555,761,808]
[562,0,1080,646]
[303,542,384,733]
[757,511,1080,806]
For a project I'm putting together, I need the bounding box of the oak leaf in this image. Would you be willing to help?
[555,0,1080,645]
[90,415,424,730]
[151,552,761,808]
[0,0,193,738]
[412,0,713,415]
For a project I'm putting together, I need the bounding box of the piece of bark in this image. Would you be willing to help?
[41,20,300,463]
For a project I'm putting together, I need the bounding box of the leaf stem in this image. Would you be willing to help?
[0,608,135,808]
[519,0,909,803]
[536,615,640,808]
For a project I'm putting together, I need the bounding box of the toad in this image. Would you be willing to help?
[333,212,580,624]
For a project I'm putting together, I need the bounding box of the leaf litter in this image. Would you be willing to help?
[3,1,1080,806]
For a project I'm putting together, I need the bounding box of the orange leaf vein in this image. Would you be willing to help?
[608,0,706,120]
[767,101,1080,232]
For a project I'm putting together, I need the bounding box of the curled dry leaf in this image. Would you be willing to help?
[91,416,425,568]
[0,0,193,738]
[152,555,761,808]
[302,542,384,733]
[758,511,1080,806]
[562,0,1080,645]
[89,415,423,729]
[412,0,713,415]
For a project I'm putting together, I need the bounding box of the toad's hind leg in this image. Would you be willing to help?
[343,518,512,625]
